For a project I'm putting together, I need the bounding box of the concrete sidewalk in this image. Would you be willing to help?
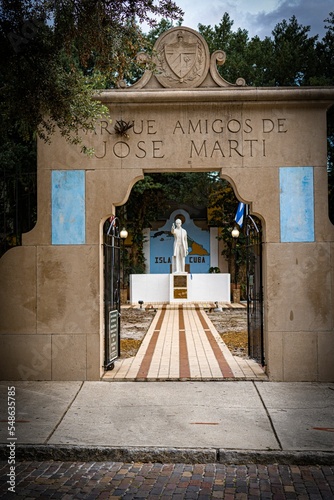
[1,381,334,464]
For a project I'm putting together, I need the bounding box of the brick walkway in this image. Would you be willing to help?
[1,461,334,498]
[104,304,266,381]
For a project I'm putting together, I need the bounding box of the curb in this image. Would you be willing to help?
[1,445,334,465]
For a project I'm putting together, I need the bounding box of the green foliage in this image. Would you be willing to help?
[0,0,183,143]
[207,177,262,292]
[209,267,220,273]
[197,11,334,223]
[145,18,182,45]
[152,172,214,207]
[0,0,183,255]
[1,14,107,145]
[1,4,334,259]
[245,36,275,86]
[117,175,166,275]
[207,178,240,278]
[118,172,216,274]
[0,139,36,256]
[198,14,250,85]
[269,16,318,86]
[317,11,334,85]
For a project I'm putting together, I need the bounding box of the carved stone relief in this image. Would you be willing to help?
[154,27,210,88]
[130,26,246,90]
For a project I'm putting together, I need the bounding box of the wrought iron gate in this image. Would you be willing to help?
[246,214,264,365]
[103,216,121,370]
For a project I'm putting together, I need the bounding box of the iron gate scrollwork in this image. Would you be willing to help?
[103,216,121,370]
[246,213,264,365]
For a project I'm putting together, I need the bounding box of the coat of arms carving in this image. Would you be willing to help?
[154,27,209,88]
[129,26,246,90]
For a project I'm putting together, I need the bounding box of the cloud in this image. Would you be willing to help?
[245,0,332,39]
[174,0,332,40]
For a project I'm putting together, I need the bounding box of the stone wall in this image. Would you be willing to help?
[0,26,333,381]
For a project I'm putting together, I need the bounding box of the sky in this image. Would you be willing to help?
[168,0,333,40]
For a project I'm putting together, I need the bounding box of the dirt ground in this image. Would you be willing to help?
[207,309,248,357]
[120,306,248,359]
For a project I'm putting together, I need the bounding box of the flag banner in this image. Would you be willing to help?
[107,215,116,235]
[234,202,245,227]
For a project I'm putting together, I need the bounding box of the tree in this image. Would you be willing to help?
[117,175,166,276]
[269,15,318,86]
[245,35,275,86]
[195,12,333,287]
[0,139,37,255]
[118,172,216,276]
[198,14,274,87]
[198,12,334,224]
[0,0,183,144]
[198,14,250,85]
[145,17,181,45]
[198,13,234,53]
[0,0,183,257]
[314,12,334,222]
[207,179,242,282]
[2,7,333,259]
[117,11,334,276]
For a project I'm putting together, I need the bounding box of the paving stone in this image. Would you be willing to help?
[1,461,334,498]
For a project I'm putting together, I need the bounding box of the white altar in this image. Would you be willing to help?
[130,273,231,304]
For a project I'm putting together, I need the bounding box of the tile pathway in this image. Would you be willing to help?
[103,304,267,381]
[2,461,333,499]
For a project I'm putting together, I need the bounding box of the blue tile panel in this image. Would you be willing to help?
[52,170,85,245]
[279,167,314,243]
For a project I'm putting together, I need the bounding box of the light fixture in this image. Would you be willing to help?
[120,228,128,240]
[231,227,240,238]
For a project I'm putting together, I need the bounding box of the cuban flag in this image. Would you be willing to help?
[234,202,245,228]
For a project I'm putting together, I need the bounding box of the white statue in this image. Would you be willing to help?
[171,218,188,273]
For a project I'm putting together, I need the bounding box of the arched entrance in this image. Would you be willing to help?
[109,171,265,377]
[0,26,333,382]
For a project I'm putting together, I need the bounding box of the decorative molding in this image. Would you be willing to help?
[128,26,246,90]
[210,50,246,87]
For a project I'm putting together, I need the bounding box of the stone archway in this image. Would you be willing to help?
[0,26,333,381]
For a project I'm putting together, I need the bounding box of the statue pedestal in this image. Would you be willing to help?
[170,273,188,302]
[130,273,230,304]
